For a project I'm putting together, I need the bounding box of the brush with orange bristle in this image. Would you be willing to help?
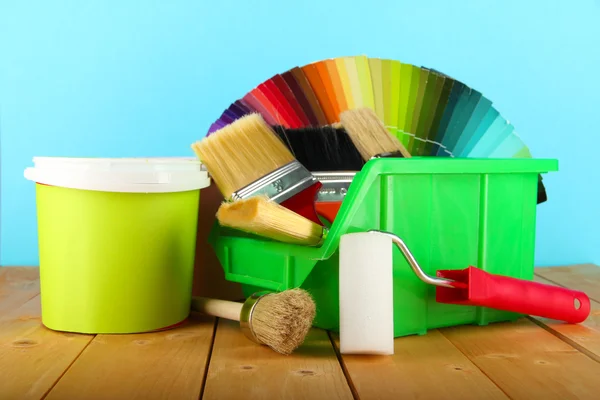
[192,113,323,225]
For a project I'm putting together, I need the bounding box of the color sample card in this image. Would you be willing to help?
[403,65,421,148]
[489,130,528,158]
[205,56,531,163]
[414,69,441,155]
[385,60,401,129]
[324,59,348,113]
[302,63,338,124]
[314,61,341,119]
[444,89,484,155]
[335,57,356,110]
[469,120,512,157]
[397,63,414,133]
[458,107,498,157]
[425,77,454,155]
[271,75,311,126]
[434,81,466,156]
[368,58,385,123]
[354,55,375,110]
[407,67,429,153]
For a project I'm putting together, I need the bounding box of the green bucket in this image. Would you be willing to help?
[24,157,211,334]
[209,157,558,337]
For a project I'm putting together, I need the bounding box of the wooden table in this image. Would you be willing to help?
[2,264,600,399]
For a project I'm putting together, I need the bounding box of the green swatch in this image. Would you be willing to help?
[397,63,413,133]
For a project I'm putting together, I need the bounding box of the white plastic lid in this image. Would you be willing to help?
[24,157,211,193]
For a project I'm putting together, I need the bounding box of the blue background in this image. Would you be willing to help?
[1,0,599,266]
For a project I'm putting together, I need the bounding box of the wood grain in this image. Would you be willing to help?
[3,265,600,399]
[530,274,600,362]
[0,266,40,317]
[45,315,216,400]
[535,264,600,302]
[0,294,95,400]
[202,319,353,400]
[442,319,600,399]
[334,330,507,400]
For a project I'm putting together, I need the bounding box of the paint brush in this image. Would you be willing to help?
[216,195,326,246]
[272,125,365,172]
[192,113,323,225]
[191,288,316,355]
[340,107,412,160]
[271,124,363,224]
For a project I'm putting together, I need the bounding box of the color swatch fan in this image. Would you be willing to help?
[207,55,546,202]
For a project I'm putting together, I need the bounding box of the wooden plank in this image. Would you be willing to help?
[0,294,95,400]
[45,314,216,400]
[442,319,600,399]
[535,264,600,302]
[530,274,600,362]
[0,266,40,317]
[334,330,508,399]
[202,319,354,400]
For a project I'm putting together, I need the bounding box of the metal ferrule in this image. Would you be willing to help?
[231,160,317,203]
[371,150,405,159]
[239,291,272,344]
[313,171,356,203]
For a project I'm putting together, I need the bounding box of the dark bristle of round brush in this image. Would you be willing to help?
[273,125,365,171]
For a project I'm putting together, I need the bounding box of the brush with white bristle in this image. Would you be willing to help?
[192,114,295,199]
[340,107,412,159]
[216,195,326,246]
[191,289,316,355]
[191,113,323,225]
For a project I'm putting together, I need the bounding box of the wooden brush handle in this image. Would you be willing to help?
[190,296,243,322]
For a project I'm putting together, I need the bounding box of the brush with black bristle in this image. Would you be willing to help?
[271,124,365,224]
[272,124,365,171]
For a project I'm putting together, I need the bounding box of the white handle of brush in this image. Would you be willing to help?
[339,231,394,355]
[191,297,243,321]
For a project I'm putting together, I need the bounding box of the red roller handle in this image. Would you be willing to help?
[280,181,323,226]
[436,266,591,324]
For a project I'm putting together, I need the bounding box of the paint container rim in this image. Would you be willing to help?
[24,156,211,193]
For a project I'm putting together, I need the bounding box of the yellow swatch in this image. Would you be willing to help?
[368,58,385,122]
[335,57,356,109]
[341,56,363,108]
[354,55,375,110]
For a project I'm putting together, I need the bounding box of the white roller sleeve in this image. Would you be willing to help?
[339,231,394,355]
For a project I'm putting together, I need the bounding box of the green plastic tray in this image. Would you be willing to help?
[209,157,558,337]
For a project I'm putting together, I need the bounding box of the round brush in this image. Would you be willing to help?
[191,289,316,355]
